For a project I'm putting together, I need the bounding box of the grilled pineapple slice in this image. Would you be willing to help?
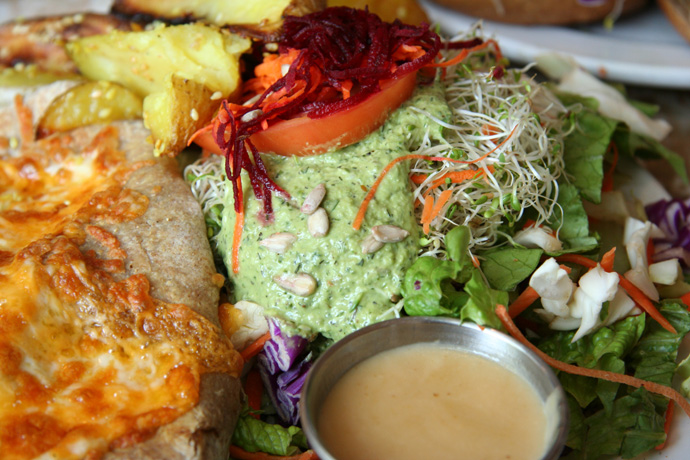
[67,23,251,155]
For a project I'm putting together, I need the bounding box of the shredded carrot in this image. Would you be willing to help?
[617,276,677,334]
[14,94,34,145]
[555,253,677,334]
[555,253,597,270]
[470,253,480,268]
[240,331,272,362]
[508,286,541,318]
[229,446,318,460]
[655,400,675,450]
[352,154,467,230]
[421,194,434,235]
[681,292,690,309]
[495,304,690,418]
[428,39,502,69]
[353,153,500,230]
[646,239,656,265]
[410,173,427,185]
[229,176,245,275]
[480,123,501,137]
[244,368,263,419]
[600,247,616,272]
[601,142,619,193]
[425,166,494,192]
[430,189,453,219]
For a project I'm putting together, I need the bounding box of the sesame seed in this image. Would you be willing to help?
[9,137,18,149]
[190,108,199,121]
[210,91,223,101]
[98,108,112,119]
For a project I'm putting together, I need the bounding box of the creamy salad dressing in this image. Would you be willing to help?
[218,84,451,340]
[318,343,548,460]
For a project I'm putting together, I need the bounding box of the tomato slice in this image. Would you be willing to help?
[193,71,418,157]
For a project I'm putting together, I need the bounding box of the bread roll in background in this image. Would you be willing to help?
[428,0,648,25]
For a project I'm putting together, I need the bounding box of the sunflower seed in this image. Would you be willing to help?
[372,225,409,243]
[301,184,326,215]
[241,109,263,123]
[273,273,317,296]
[308,208,329,238]
[361,234,384,254]
[259,232,297,254]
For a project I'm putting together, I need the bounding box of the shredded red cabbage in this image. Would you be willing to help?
[646,197,690,267]
[257,320,311,425]
[213,7,441,216]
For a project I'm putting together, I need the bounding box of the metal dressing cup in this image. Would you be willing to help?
[300,316,569,460]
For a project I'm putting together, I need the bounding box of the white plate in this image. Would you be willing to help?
[419,0,690,89]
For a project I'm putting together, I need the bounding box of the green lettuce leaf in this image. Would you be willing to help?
[402,226,473,317]
[560,96,618,204]
[479,247,543,291]
[460,268,507,329]
[552,182,599,253]
[612,126,689,184]
[232,411,308,456]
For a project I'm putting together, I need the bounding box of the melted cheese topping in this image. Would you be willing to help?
[0,125,241,460]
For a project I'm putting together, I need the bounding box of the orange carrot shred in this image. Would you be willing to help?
[681,292,690,309]
[352,154,460,230]
[240,331,271,362]
[600,247,616,272]
[428,39,502,68]
[244,368,263,419]
[555,253,677,334]
[229,446,318,460]
[555,253,598,269]
[601,142,619,193]
[232,197,244,274]
[495,305,690,419]
[617,276,677,334]
[430,189,453,221]
[410,173,428,185]
[655,400,675,450]
[421,194,434,235]
[353,154,497,231]
[425,166,494,192]
[508,286,541,318]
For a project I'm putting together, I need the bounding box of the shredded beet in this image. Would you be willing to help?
[211,7,441,215]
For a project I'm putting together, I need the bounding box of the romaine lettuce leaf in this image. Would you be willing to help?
[480,247,543,291]
[559,95,618,204]
[232,406,308,456]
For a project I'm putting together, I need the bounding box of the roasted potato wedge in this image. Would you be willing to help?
[0,65,82,88]
[111,0,325,40]
[0,13,132,74]
[143,75,218,155]
[36,80,142,138]
[327,0,429,25]
[67,23,251,155]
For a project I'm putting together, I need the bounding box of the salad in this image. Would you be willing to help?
[184,7,690,460]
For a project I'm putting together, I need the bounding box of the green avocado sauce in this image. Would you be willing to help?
[218,83,450,341]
